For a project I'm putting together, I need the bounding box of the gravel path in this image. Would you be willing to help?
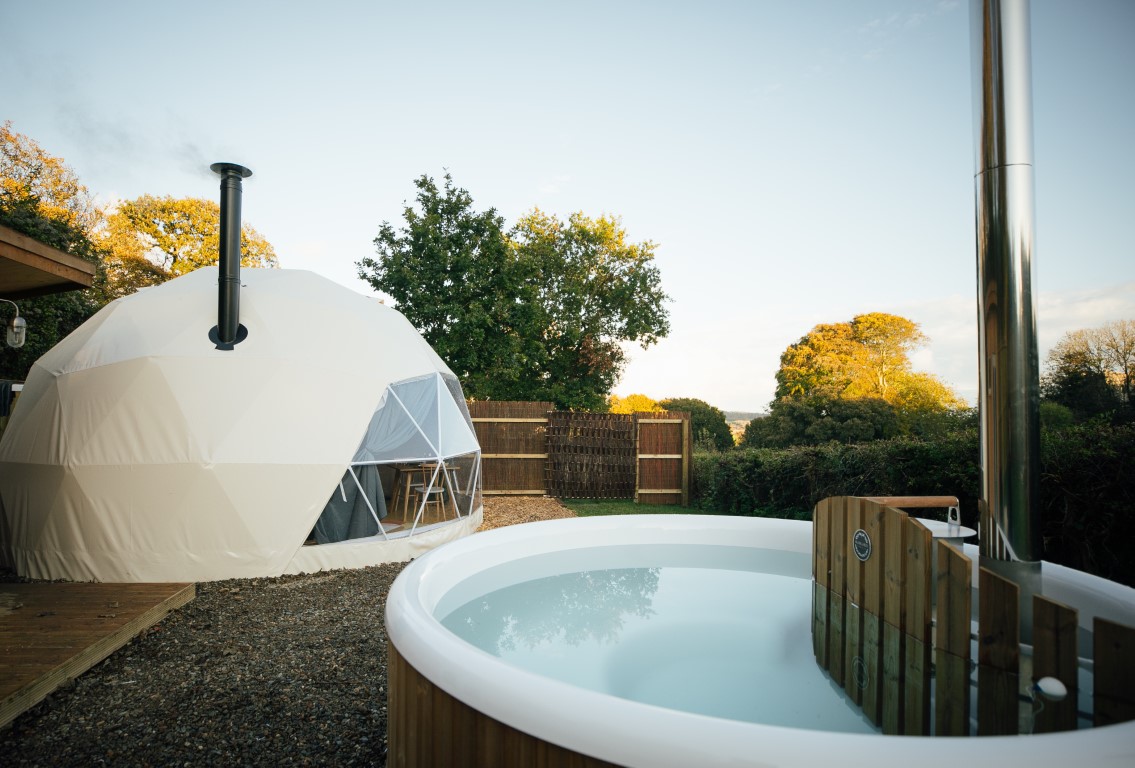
[0,497,575,767]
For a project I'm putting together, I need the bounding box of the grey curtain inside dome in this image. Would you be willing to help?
[313,465,387,543]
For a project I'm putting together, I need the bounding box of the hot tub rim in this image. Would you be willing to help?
[384,514,1135,768]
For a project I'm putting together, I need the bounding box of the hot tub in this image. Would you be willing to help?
[384,514,1135,767]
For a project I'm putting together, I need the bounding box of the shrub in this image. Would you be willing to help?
[693,424,1135,586]
[1038,421,1135,586]
[694,431,978,521]
[660,397,733,452]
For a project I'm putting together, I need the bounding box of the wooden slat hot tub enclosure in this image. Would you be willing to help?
[387,641,622,768]
[812,495,1135,736]
[0,581,195,729]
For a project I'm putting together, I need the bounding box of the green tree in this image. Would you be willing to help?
[1098,319,1135,404]
[1,123,104,379]
[358,174,671,410]
[741,394,899,448]
[1039,401,1075,432]
[658,397,733,451]
[510,209,670,410]
[359,174,533,400]
[1042,322,1134,420]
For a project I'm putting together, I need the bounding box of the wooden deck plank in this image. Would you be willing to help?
[0,581,194,729]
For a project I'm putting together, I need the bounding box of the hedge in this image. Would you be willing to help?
[692,423,1135,587]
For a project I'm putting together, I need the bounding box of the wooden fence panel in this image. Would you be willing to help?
[469,403,691,502]
[635,413,689,506]
[468,402,552,495]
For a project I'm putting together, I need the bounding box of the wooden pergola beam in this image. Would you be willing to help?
[0,223,96,300]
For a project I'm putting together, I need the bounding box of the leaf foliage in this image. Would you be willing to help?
[358,173,670,410]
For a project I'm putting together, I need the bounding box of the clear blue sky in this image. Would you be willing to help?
[3,0,1132,411]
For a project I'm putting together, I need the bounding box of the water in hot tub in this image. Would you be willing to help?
[439,546,877,734]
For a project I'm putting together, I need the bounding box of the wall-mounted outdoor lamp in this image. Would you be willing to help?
[2,299,26,348]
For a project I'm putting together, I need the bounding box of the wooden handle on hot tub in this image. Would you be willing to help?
[863,495,959,509]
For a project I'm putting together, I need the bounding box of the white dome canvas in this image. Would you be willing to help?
[0,268,482,582]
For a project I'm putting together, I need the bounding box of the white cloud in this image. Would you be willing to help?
[619,283,1135,412]
[537,175,571,196]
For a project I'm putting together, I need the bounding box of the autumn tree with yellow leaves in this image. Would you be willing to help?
[1,122,279,376]
[0,122,105,377]
[745,313,968,447]
[99,195,278,302]
[607,393,663,414]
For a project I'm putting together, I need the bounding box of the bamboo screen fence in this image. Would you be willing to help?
[546,412,636,499]
[468,401,552,497]
[467,402,690,504]
[812,495,1135,736]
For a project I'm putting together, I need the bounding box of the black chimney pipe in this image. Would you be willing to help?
[208,162,252,350]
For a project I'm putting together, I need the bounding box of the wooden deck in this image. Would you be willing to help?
[0,581,195,729]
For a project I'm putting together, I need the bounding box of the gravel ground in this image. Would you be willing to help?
[0,497,575,767]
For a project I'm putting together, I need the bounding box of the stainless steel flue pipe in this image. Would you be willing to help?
[971,0,1042,565]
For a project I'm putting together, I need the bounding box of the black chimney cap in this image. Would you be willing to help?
[210,162,253,178]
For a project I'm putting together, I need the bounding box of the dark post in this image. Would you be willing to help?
[209,162,252,349]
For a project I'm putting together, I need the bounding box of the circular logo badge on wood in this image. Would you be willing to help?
[852,528,872,562]
[853,656,870,690]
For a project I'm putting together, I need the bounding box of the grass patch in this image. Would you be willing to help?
[561,499,699,517]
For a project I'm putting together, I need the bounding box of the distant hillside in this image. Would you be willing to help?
[724,411,764,444]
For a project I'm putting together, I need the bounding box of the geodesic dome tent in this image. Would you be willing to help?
[0,267,482,582]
